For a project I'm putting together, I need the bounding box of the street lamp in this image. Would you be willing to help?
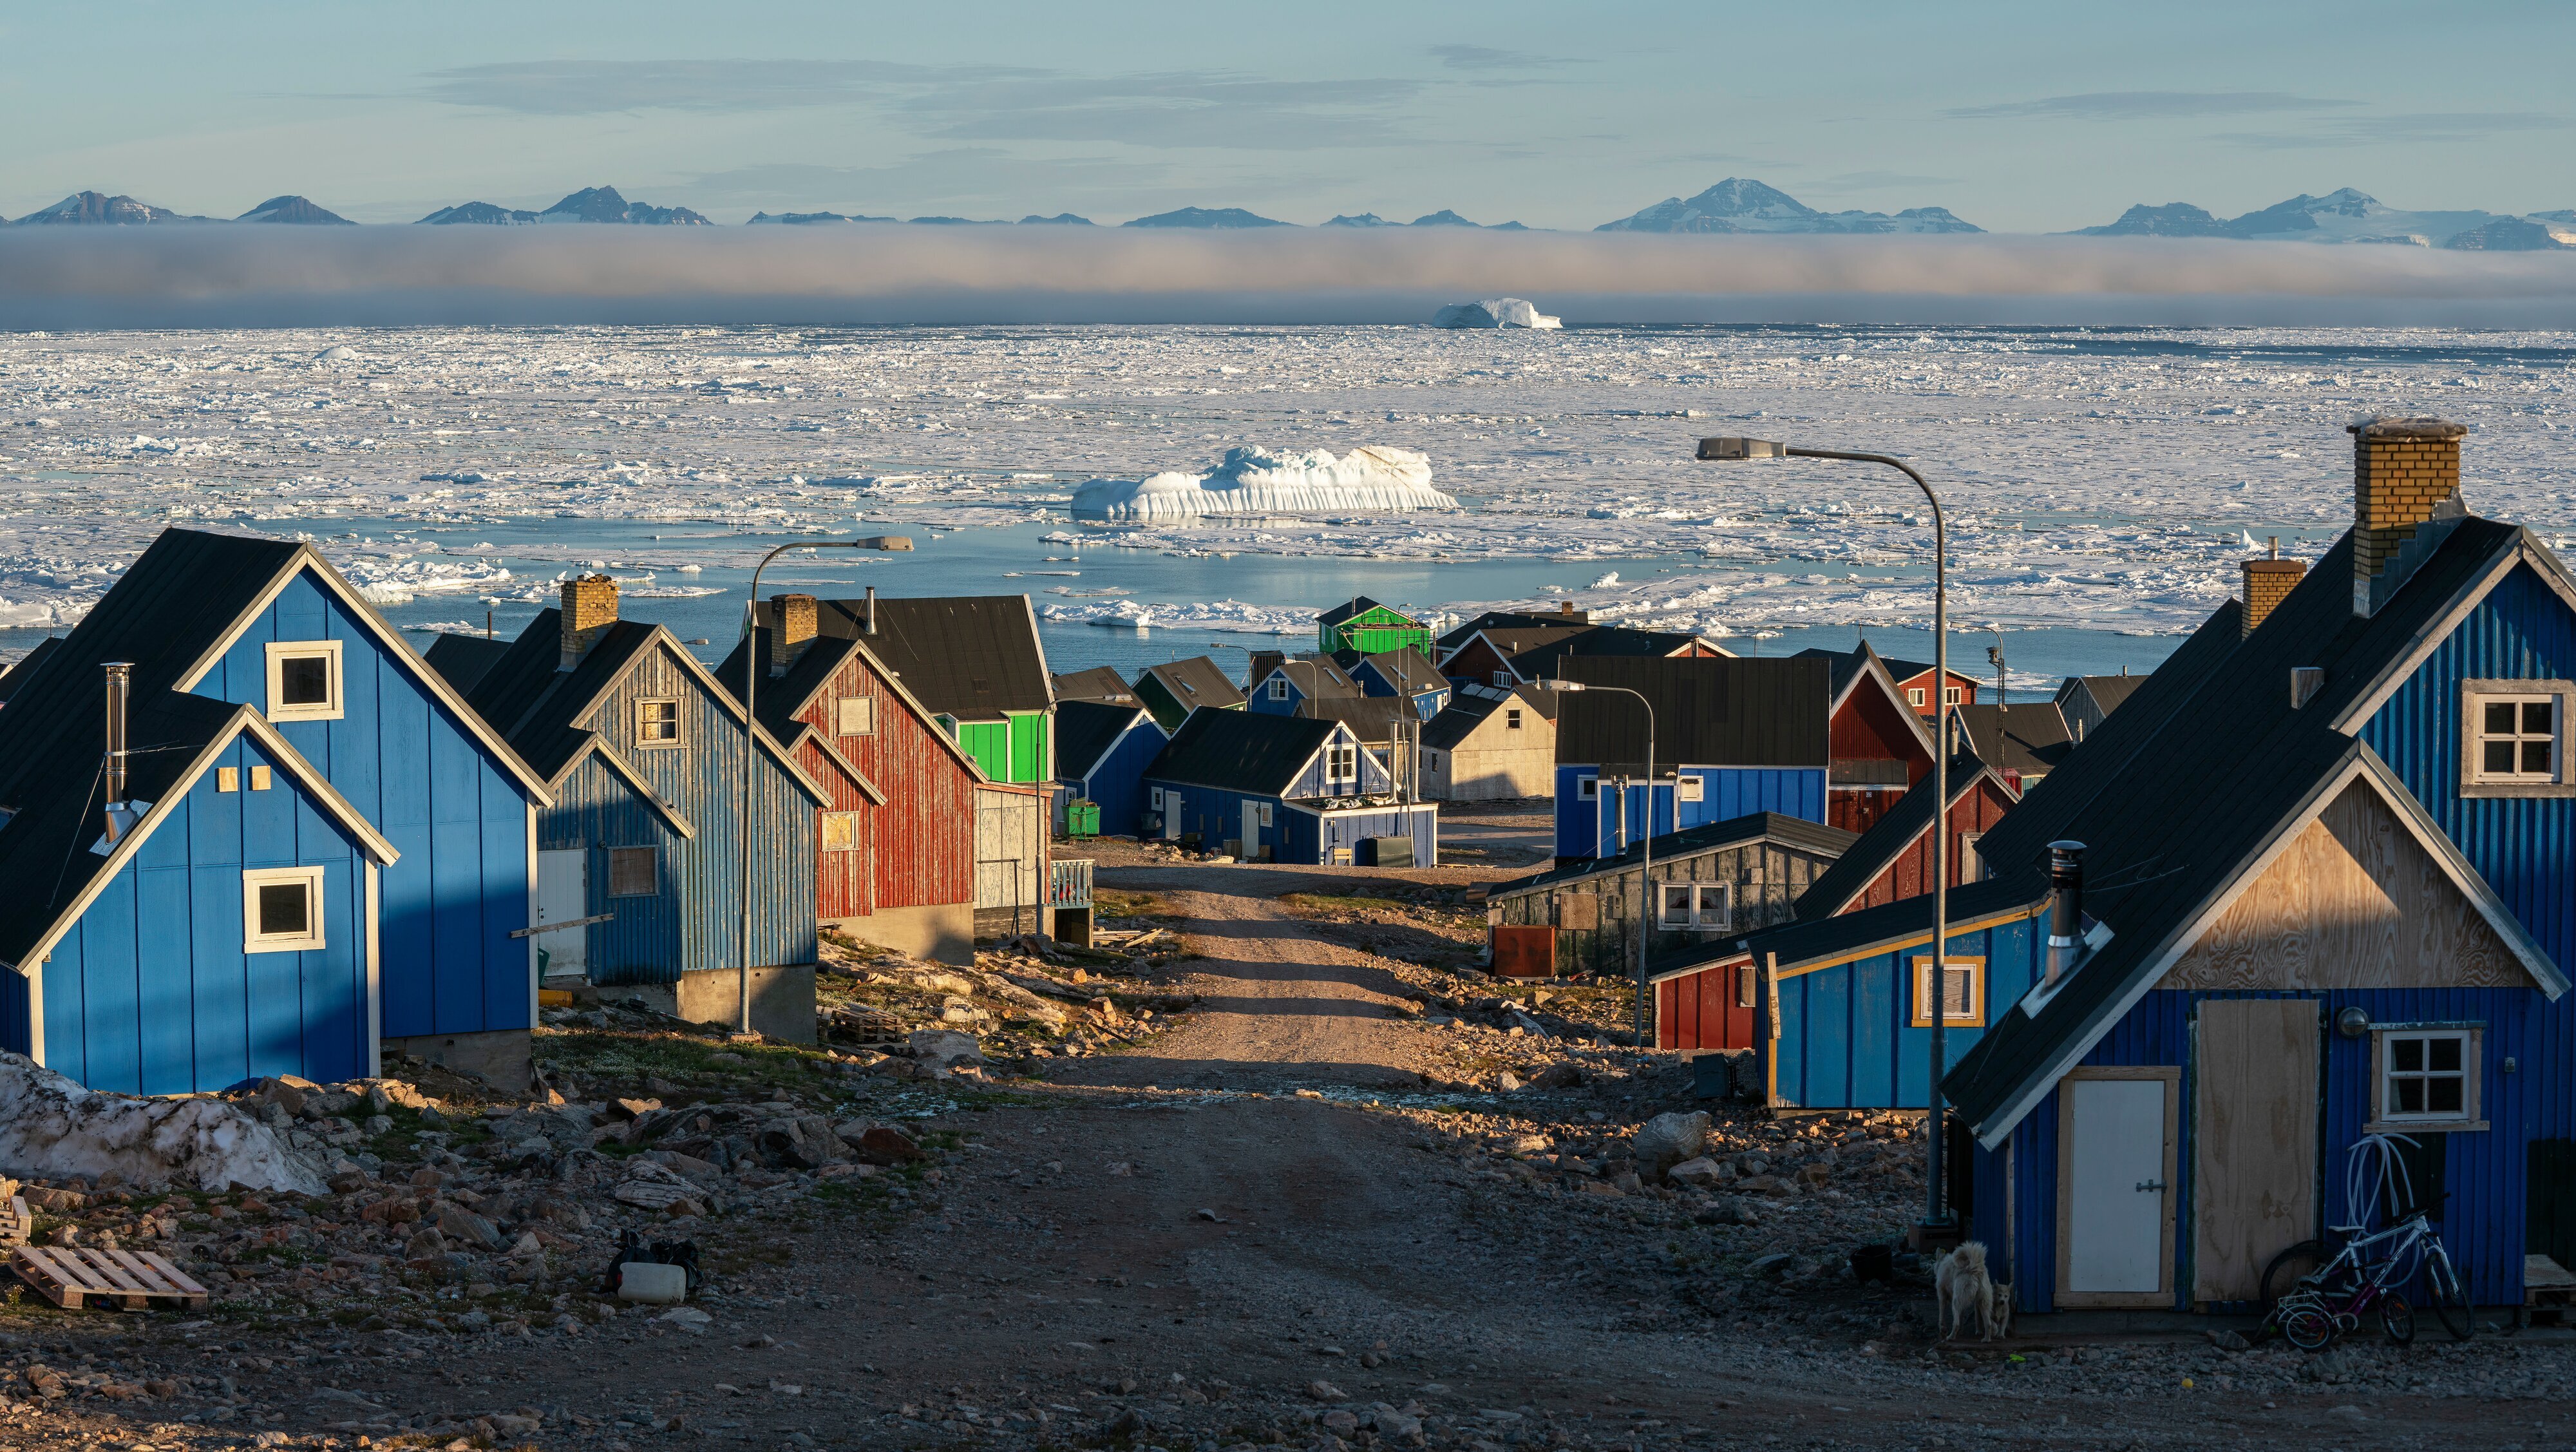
[739,540,875,1036]
[1531,678,1656,1046]
[1697,434,1954,1231]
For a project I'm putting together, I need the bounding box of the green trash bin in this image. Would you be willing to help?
[1066,799,1101,837]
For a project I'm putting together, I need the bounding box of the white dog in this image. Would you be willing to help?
[1935,1241,2007,1341]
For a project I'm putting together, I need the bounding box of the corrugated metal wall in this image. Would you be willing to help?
[1772,913,2042,1109]
[1066,720,1164,837]
[1844,778,2018,913]
[1553,765,1828,859]
[797,647,976,917]
[201,568,532,1039]
[1497,839,1836,979]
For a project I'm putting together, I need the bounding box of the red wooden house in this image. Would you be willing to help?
[1796,644,1941,834]
[718,595,987,965]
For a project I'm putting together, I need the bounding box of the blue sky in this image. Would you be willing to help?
[5,1,2570,230]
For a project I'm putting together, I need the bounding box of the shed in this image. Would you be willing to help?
[1054,699,1168,838]
[1143,708,1435,866]
[2054,671,2147,745]
[1318,597,1432,656]
[1133,656,1247,731]
[1422,683,1558,801]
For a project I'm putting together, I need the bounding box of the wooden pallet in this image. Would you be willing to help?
[10,1246,208,1310]
[0,1196,29,1247]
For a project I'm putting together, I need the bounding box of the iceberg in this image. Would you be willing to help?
[1070,445,1456,521]
[1431,298,1561,330]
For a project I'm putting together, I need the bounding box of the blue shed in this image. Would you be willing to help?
[1054,699,1166,837]
[1550,656,1838,860]
[1333,645,1452,720]
[0,528,552,1089]
[1248,656,1364,717]
[433,576,829,1041]
[1142,707,1436,865]
[1943,419,2576,1317]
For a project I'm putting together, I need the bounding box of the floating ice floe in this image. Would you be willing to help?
[1431,298,1561,330]
[1070,445,1455,521]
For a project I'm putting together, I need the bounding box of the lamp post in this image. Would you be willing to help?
[739,540,873,1036]
[1532,679,1656,1046]
[1698,435,1953,1230]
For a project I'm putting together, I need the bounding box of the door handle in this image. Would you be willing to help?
[2136,1179,2166,1193]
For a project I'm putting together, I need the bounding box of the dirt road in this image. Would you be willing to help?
[3,866,2568,1451]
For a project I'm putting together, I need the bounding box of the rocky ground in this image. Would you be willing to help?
[0,852,2566,1451]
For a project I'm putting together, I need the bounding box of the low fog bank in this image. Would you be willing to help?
[5,225,2575,329]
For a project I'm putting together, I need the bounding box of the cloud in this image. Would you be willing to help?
[1946,91,2356,121]
[1808,171,1966,193]
[685,149,1168,208]
[2219,111,2569,149]
[1426,44,1575,72]
[893,73,1423,150]
[417,58,1019,115]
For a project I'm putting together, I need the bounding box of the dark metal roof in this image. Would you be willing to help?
[1141,656,1247,710]
[422,633,513,697]
[1436,608,1588,653]
[1942,519,2552,1139]
[1265,656,1363,702]
[1333,645,1445,697]
[1949,702,2074,778]
[1296,696,1418,744]
[1507,626,1718,682]
[1057,698,1158,779]
[1553,656,1831,774]
[1790,754,2000,921]
[1495,812,1858,899]
[1144,708,1338,797]
[0,637,61,705]
[459,610,668,781]
[797,596,1052,720]
[1421,683,1556,750]
[1727,876,2049,980]
[1051,665,1135,706]
[2057,673,2150,716]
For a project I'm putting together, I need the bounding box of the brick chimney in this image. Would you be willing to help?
[770,593,819,677]
[560,574,619,669]
[2240,537,2305,637]
[2349,417,2468,618]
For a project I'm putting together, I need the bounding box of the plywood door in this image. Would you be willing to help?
[535,848,588,980]
[2058,1071,2177,1306]
[2192,998,2320,1303]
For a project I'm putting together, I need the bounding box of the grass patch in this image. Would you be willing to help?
[1094,889,1180,921]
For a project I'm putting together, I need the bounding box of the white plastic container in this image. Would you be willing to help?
[615,1262,688,1304]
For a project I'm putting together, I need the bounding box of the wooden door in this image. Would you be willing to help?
[2057,1068,2179,1307]
[2192,998,2320,1303]
[534,848,588,980]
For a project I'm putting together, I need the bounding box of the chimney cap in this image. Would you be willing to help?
[2242,557,2306,575]
[2347,416,2467,441]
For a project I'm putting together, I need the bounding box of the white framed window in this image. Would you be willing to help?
[835,695,876,736]
[1326,743,1359,781]
[1150,786,1166,810]
[820,810,862,852]
[634,698,681,749]
[1268,676,1289,700]
[1908,686,1926,708]
[1505,707,1523,730]
[1909,955,1985,1028]
[607,846,658,897]
[1678,775,1705,803]
[1656,882,1733,930]
[242,865,325,953]
[264,640,344,722]
[1492,671,1511,687]
[1577,775,1598,801]
[1944,685,1963,705]
[2372,1026,2483,1130]
[2462,682,2573,796]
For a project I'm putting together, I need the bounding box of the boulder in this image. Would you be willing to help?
[851,1127,925,1165]
[1631,1110,1711,1180]
[1665,1156,1724,1188]
[909,1030,989,1077]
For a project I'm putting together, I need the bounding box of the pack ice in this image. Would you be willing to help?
[1432,298,1561,329]
[1070,444,1457,521]
[0,1053,327,1194]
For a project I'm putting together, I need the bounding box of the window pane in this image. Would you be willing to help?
[2526,741,2554,775]
[609,848,656,897]
[1660,886,1693,921]
[2525,701,2555,735]
[2394,1079,2424,1113]
[2485,701,2518,734]
[2484,741,2517,774]
[280,656,331,707]
[2392,1038,2423,1072]
[2429,1036,2463,1073]
[2428,1079,2464,1114]
[258,883,309,937]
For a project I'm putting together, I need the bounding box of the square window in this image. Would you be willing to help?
[1909,955,1985,1027]
[820,810,861,852]
[1944,685,1962,704]
[835,696,876,736]
[263,641,344,721]
[608,846,658,897]
[1493,671,1511,687]
[634,698,681,749]
[1506,708,1523,730]
[217,767,240,793]
[242,866,326,953]
[2464,683,2572,794]
[1577,776,1598,801]
[1908,687,1926,707]
[1269,677,1289,700]
[2376,1026,2479,1127]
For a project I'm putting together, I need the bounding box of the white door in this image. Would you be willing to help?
[535,848,588,981]
[1243,802,1261,859]
[1162,791,1182,840]
[2061,1075,2173,1304]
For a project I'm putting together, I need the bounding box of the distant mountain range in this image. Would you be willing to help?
[9,191,354,225]
[1595,178,1982,234]
[1325,210,1530,230]
[2072,187,2575,249]
[420,186,708,225]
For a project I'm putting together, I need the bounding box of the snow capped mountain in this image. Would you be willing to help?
[536,187,710,225]
[236,195,353,225]
[418,201,539,225]
[746,210,896,224]
[1596,178,1982,234]
[2073,188,2566,248]
[9,191,209,225]
[1324,213,1396,227]
[1122,207,1290,229]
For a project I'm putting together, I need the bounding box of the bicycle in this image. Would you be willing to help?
[2257,1133,2472,1350]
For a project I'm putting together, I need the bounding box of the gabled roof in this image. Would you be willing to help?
[2056,672,2148,716]
[0,637,61,704]
[0,528,549,811]
[1422,682,1557,751]
[422,633,513,697]
[1334,645,1446,697]
[1453,623,1595,669]
[1144,708,1340,797]
[1940,519,2574,1147]
[1723,876,2052,982]
[0,693,397,979]
[1262,656,1363,702]
[1140,656,1247,710]
[709,627,980,787]
[1790,754,2003,921]
[1795,642,1935,756]
[1506,626,1728,682]
[1948,702,2074,779]
[1296,696,1418,743]
[1057,698,1160,779]
[1437,608,1587,652]
[790,596,1052,721]
[1495,812,1857,899]
[1319,596,1416,629]
[1050,665,1135,706]
[1555,656,1832,774]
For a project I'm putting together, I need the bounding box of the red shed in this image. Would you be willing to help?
[1792,643,1938,834]
[719,596,987,965]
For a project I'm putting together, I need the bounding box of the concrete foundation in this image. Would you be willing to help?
[619,964,817,1044]
[831,903,974,965]
[383,1028,534,1092]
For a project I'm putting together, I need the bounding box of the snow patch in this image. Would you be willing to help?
[0,1053,326,1194]
[1070,445,1456,521]
[1432,298,1561,330]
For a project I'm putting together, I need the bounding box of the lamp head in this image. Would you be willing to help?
[1536,678,1584,692]
[1696,436,1788,461]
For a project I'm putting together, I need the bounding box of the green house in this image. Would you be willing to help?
[769,593,1057,784]
[1318,597,1432,657]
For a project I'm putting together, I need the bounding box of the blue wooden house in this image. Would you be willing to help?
[1055,698,1166,837]
[1143,708,1437,865]
[1332,645,1452,720]
[1248,656,1365,716]
[1553,657,1839,859]
[0,528,553,1091]
[430,575,829,1042]
[1938,419,2576,1317]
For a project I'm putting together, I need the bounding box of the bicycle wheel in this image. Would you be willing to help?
[2423,1249,2472,1341]
[2379,1292,2415,1345]
[2282,1304,2338,1352]
[2261,1240,2329,1306]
